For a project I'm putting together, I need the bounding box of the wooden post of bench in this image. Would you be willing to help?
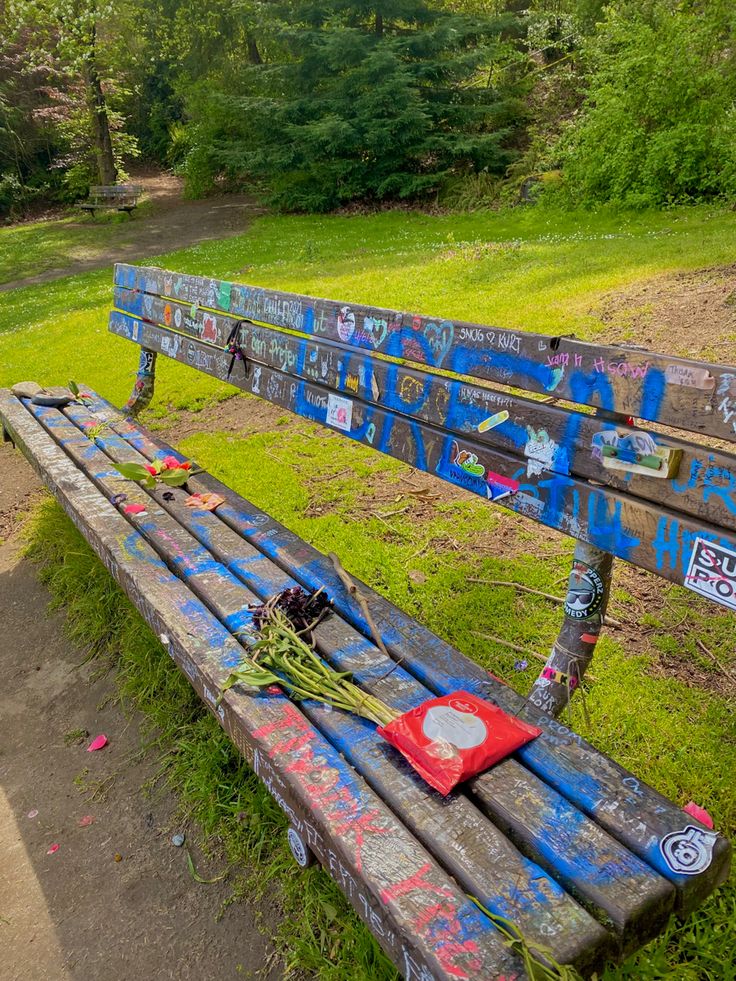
[124,348,157,416]
[528,540,614,717]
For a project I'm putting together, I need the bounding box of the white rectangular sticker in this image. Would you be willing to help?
[684,537,736,610]
[326,394,353,433]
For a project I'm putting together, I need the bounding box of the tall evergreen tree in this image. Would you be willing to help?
[189,0,527,210]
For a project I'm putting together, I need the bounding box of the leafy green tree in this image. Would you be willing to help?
[185,0,528,210]
[556,0,736,207]
[9,0,143,186]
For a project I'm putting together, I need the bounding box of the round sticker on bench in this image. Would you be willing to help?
[422,704,487,749]
[660,825,717,876]
[564,561,605,620]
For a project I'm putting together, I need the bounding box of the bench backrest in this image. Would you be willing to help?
[110,263,736,611]
[89,184,142,205]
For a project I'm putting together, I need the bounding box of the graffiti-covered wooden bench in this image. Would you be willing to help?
[114,263,736,716]
[1,262,732,980]
[78,184,143,214]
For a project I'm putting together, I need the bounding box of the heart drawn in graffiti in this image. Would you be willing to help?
[423,320,455,367]
[363,316,389,350]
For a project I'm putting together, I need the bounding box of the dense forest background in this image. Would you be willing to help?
[2,0,735,217]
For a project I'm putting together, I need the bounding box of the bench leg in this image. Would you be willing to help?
[124,348,157,416]
[527,540,613,717]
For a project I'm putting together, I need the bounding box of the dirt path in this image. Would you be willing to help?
[0,444,283,981]
[1,170,263,293]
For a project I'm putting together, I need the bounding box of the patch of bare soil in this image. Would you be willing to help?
[0,441,284,981]
[159,393,287,442]
[1,169,263,293]
[595,263,736,360]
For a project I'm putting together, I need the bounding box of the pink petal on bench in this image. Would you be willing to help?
[123,504,146,515]
[87,734,109,752]
[683,801,714,829]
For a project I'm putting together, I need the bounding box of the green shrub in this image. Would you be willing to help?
[556,0,736,208]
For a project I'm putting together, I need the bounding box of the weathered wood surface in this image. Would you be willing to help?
[59,399,678,954]
[113,285,736,532]
[109,309,736,602]
[0,389,523,981]
[32,398,618,973]
[114,262,736,442]
[81,390,732,915]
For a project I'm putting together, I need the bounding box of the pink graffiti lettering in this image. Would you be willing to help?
[380,863,455,904]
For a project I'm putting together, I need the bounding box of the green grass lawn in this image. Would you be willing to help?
[0,205,155,285]
[3,202,736,980]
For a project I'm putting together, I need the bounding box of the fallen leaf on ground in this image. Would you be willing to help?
[87,734,109,752]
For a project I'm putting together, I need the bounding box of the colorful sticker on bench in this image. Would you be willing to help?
[684,538,736,611]
[564,562,605,620]
[664,364,716,391]
[486,472,519,502]
[539,666,579,690]
[326,394,353,432]
[660,825,718,876]
[477,410,509,433]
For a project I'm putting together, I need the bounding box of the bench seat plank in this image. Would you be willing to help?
[0,388,523,981]
[59,399,677,954]
[108,311,736,597]
[82,390,731,915]
[30,398,616,973]
[113,285,736,532]
[114,263,736,443]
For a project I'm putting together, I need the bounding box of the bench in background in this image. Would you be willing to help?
[79,184,143,214]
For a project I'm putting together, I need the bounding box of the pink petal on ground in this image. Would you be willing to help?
[78,815,95,828]
[123,504,146,515]
[87,734,109,752]
[27,809,39,819]
[47,844,60,855]
[683,801,714,829]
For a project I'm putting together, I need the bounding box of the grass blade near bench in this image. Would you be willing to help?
[0,389,523,981]
[80,389,732,915]
[29,396,615,973]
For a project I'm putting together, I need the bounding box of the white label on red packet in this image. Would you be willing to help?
[422,705,487,749]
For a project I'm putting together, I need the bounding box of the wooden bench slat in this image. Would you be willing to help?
[112,286,736,533]
[62,398,676,953]
[83,388,732,915]
[109,310,736,603]
[32,399,617,972]
[0,389,523,981]
[114,262,736,443]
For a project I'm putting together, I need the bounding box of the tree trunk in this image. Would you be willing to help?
[247,36,263,65]
[83,27,117,185]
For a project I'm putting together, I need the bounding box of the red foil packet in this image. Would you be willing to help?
[378,691,541,796]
